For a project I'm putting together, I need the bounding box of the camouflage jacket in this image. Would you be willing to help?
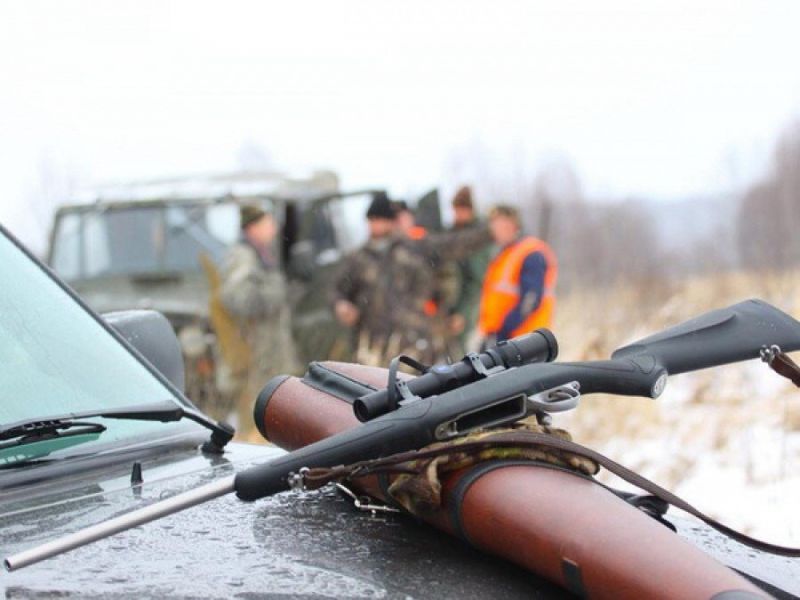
[422,224,492,355]
[449,220,492,322]
[413,225,492,311]
[331,227,491,364]
[417,224,492,269]
[332,236,434,361]
[220,240,299,382]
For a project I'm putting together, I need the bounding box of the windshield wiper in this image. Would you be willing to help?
[0,401,235,454]
[0,420,106,453]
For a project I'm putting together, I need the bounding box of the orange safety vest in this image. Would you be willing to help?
[408,225,427,241]
[478,236,557,338]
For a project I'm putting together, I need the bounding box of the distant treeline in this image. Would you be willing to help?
[451,118,800,292]
[738,120,800,271]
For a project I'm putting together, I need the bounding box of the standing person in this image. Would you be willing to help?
[448,186,492,352]
[390,199,457,360]
[332,192,437,366]
[478,204,557,346]
[220,204,299,431]
[392,199,438,315]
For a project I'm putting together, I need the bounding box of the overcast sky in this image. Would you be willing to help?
[2,0,800,251]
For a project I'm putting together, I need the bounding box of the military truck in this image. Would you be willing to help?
[45,170,391,418]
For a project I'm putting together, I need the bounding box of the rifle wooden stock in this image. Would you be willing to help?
[258,362,766,600]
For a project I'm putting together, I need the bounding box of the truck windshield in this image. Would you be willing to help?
[50,202,253,280]
[0,228,200,467]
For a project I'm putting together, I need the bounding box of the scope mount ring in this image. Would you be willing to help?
[465,352,505,378]
[386,354,429,412]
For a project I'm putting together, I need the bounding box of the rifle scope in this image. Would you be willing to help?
[352,329,558,422]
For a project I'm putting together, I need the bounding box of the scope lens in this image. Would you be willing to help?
[499,329,558,366]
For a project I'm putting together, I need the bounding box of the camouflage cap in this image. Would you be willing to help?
[240,204,267,230]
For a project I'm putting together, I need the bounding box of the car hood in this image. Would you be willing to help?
[0,441,572,599]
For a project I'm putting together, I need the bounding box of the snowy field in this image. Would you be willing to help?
[553,271,800,545]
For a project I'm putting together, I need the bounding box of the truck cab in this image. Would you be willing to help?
[46,171,380,418]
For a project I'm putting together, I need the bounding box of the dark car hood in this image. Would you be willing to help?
[2,440,798,599]
[0,441,572,599]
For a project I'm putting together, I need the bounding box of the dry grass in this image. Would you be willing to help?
[551,269,800,542]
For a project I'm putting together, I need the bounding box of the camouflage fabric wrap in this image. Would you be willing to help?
[385,422,598,516]
[304,419,599,518]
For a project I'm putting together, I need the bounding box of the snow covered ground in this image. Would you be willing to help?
[553,273,800,545]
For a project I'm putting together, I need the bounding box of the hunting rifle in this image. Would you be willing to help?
[6,298,800,571]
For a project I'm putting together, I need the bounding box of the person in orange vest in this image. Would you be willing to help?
[478,204,557,344]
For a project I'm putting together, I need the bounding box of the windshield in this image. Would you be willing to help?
[50,201,257,280]
[0,228,200,467]
[304,194,372,259]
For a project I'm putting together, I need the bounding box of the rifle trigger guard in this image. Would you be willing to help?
[527,381,581,416]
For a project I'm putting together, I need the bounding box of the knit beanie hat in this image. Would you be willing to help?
[366,192,396,220]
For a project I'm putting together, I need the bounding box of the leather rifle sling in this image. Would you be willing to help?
[304,430,800,558]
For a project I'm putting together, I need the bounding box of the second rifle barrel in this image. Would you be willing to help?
[4,476,235,571]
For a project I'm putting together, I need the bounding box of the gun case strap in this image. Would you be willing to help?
[303,428,800,558]
[767,350,800,388]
